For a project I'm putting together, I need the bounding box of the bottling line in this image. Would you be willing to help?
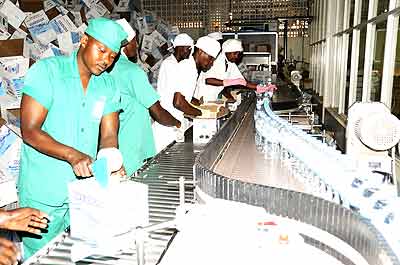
[22,80,400,265]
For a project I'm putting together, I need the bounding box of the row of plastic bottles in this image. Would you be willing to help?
[255,95,399,216]
[254,94,400,254]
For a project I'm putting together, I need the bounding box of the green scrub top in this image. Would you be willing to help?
[110,55,160,176]
[18,50,120,206]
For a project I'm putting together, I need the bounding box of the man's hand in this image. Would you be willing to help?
[223,78,247,87]
[199,97,204,105]
[66,150,94,177]
[193,109,202,117]
[0,238,18,265]
[0,208,48,235]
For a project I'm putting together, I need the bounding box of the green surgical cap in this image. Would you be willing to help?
[85,17,128,53]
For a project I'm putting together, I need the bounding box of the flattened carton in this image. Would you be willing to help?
[0,118,21,207]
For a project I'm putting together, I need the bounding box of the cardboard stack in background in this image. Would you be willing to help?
[0,0,165,208]
[131,10,179,90]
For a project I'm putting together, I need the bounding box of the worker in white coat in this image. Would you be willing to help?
[195,39,277,102]
[153,35,221,152]
[153,33,194,152]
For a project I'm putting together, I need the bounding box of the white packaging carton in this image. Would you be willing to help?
[68,178,149,253]
[0,121,21,207]
[0,0,27,29]
[193,119,218,144]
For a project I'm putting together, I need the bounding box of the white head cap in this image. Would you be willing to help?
[195,36,221,58]
[173,33,194,48]
[208,32,223,41]
[116,18,136,42]
[222,39,243,53]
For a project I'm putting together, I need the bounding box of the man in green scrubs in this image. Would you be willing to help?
[18,17,127,258]
[110,19,181,176]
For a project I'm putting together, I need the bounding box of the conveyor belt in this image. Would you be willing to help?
[195,93,400,265]
[213,104,306,191]
[23,143,197,265]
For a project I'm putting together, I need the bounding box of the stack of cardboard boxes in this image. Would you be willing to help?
[132,10,179,89]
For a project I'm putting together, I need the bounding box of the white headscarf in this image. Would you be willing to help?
[195,36,221,58]
[222,39,243,53]
[173,33,194,47]
[207,32,223,41]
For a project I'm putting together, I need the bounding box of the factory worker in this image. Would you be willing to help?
[195,39,277,102]
[153,33,194,152]
[175,35,221,109]
[111,19,180,176]
[153,36,221,152]
[0,208,48,265]
[19,17,127,258]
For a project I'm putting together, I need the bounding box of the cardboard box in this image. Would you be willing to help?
[68,178,149,258]
[0,56,30,78]
[79,6,88,24]
[0,39,25,57]
[24,10,49,29]
[0,0,27,29]
[19,0,44,12]
[193,118,219,144]
[0,118,22,178]
[45,6,61,20]
[6,108,20,128]
[99,0,114,13]
[0,118,21,207]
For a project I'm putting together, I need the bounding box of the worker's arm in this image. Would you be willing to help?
[99,112,119,149]
[221,87,235,101]
[206,75,253,95]
[173,92,202,116]
[149,101,181,128]
[21,94,93,177]
[207,76,272,94]
[98,112,126,176]
[205,78,224,86]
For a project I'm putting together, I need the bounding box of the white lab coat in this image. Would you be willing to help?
[153,55,199,152]
[195,53,244,102]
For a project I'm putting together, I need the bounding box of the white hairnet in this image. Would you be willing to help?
[222,39,243,53]
[195,36,221,58]
[207,32,223,40]
[116,18,136,42]
[173,33,194,47]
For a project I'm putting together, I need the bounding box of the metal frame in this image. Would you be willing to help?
[339,0,352,113]
[348,0,363,106]
[361,0,378,102]
[380,0,400,107]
